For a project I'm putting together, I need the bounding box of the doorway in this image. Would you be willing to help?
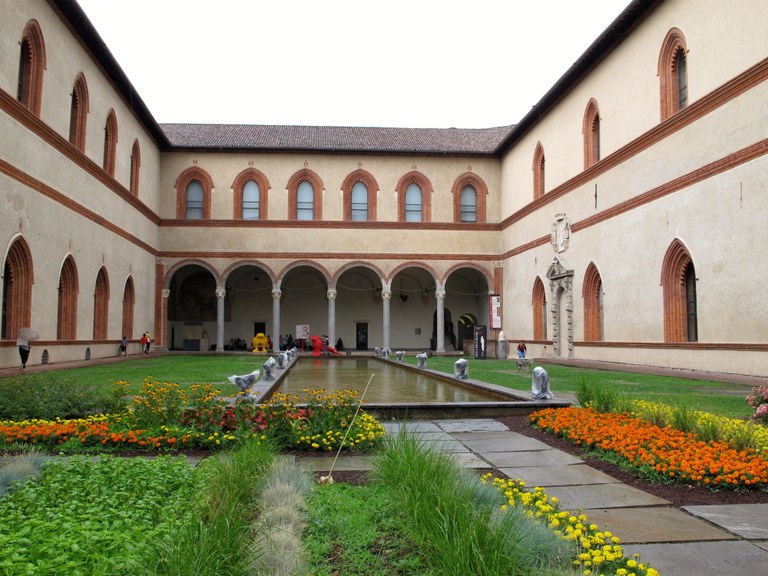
[356,322,368,350]
[253,321,266,336]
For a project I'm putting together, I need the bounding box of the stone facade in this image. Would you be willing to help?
[1,0,767,376]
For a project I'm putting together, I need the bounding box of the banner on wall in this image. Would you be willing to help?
[489,295,502,329]
[296,324,310,339]
[474,325,487,359]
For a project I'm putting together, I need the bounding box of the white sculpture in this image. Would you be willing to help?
[531,366,553,399]
[227,369,260,392]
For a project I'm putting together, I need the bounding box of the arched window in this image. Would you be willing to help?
[93,267,109,340]
[57,256,79,340]
[350,182,369,221]
[17,20,46,116]
[658,28,689,121]
[69,74,89,151]
[185,181,204,219]
[582,262,603,341]
[287,169,324,221]
[2,237,34,340]
[175,166,213,219]
[121,277,135,339]
[533,142,545,199]
[582,99,601,169]
[459,186,477,222]
[532,277,547,340]
[129,140,141,196]
[342,169,378,221]
[396,171,432,223]
[451,173,487,223]
[296,181,314,220]
[103,110,118,176]
[661,239,698,342]
[232,167,270,220]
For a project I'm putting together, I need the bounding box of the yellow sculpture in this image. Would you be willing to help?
[252,333,268,352]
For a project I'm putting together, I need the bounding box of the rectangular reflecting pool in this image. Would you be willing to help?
[274,357,513,403]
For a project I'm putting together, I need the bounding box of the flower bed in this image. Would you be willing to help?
[482,474,659,576]
[0,380,385,453]
[530,407,768,489]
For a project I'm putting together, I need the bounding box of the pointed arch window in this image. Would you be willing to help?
[57,256,79,340]
[532,277,547,340]
[287,169,324,221]
[658,28,689,121]
[121,277,135,339]
[451,173,487,223]
[175,166,213,219]
[582,99,601,169]
[533,143,545,199]
[342,169,378,221]
[103,110,118,176]
[93,267,109,340]
[17,20,46,116]
[129,140,141,196]
[396,171,432,223]
[69,74,89,151]
[661,239,698,342]
[232,167,270,220]
[2,238,34,340]
[582,262,603,341]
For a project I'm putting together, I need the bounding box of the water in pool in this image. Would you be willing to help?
[275,357,504,403]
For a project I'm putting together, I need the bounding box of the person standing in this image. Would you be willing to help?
[17,334,31,370]
[517,341,527,359]
[119,336,128,357]
[140,332,149,355]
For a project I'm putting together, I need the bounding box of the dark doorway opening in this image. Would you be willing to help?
[356,322,368,350]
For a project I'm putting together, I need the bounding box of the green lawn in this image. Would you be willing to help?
[404,356,755,420]
[5,353,756,420]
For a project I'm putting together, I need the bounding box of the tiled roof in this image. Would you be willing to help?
[160,124,516,155]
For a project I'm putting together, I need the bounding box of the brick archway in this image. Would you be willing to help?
[2,237,34,340]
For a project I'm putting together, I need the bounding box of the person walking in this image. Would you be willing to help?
[141,332,149,355]
[17,333,31,370]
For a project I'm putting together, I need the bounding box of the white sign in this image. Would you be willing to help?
[296,324,310,338]
[489,295,502,329]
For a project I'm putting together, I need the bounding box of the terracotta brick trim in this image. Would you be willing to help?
[661,238,693,343]
[451,172,488,223]
[103,109,118,176]
[658,27,688,121]
[175,166,213,219]
[129,140,141,196]
[532,142,545,199]
[68,73,89,152]
[232,167,270,220]
[341,168,379,221]
[57,255,79,340]
[396,170,433,222]
[93,267,109,340]
[582,98,600,169]
[2,236,34,340]
[286,168,324,221]
[582,261,602,341]
[121,276,135,339]
[18,19,46,117]
[532,276,547,340]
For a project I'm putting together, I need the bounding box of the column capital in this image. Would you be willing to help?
[435,288,446,300]
[381,289,392,300]
[215,287,226,299]
[161,288,170,299]
[327,289,337,300]
[272,289,282,300]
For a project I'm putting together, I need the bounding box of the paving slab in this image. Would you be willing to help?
[382,421,443,433]
[498,464,620,487]
[452,431,555,453]
[479,449,582,468]
[754,540,768,552]
[449,451,493,469]
[582,507,735,544]
[435,419,509,433]
[623,540,768,576]
[415,438,471,453]
[297,455,375,472]
[543,483,670,510]
[683,504,768,539]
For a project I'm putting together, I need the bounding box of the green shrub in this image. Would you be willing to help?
[0,374,107,420]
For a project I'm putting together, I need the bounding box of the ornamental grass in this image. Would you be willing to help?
[530,407,768,489]
[481,475,659,576]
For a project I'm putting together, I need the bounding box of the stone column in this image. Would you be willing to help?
[381,288,392,349]
[161,288,170,350]
[327,288,337,347]
[435,288,446,353]
[215,287,226,352]
[272,288,282,353]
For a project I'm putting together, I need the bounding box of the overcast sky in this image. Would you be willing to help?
[76,0,630,128]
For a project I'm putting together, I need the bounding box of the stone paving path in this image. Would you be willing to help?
[294,418,768,576]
